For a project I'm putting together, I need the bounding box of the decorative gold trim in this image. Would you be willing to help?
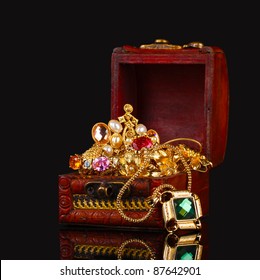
[73,194,151,210]
[74,244,152,260]
[140,39,204,50]
[140,39,182,50]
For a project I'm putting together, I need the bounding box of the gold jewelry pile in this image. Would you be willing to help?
[69,104,213,177]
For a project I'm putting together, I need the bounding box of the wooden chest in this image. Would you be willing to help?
[59,39,229,230]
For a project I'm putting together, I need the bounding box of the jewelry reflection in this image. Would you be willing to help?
[59,229,164,260]
[117,238,156,260]
[163,232,202,260]
[59,222,207,260]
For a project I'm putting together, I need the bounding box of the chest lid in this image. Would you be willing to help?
[111,39,229,167]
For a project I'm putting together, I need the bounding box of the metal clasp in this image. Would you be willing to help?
[182,41,204,48]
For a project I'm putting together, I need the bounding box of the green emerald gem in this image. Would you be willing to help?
[176,245,197,260]
[174,197,196,220]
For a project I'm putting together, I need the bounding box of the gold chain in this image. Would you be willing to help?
[164,137,202,153]
[117,238,156,260]
[116,143,192,223]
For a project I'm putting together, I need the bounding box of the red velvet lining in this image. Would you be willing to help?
[115,63,206,149]
[111,48,229,166]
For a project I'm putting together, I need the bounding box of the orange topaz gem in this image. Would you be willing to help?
[69,155,82,170]
[190,156,201,169]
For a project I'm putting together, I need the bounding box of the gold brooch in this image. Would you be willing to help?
[69,104,212,178]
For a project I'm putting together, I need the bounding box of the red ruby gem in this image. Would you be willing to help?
[132,136,153,150]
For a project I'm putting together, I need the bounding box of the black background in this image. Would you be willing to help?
[2,4,259,260]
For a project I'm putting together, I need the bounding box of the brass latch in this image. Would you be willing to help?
[84,181,130,199]
[140,39,204,50]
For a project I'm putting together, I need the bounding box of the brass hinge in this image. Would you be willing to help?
[140,39,204,50]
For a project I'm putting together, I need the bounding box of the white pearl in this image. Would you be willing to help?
[135,124,147,135]
[102,144,113,157]
[108,120,123,133]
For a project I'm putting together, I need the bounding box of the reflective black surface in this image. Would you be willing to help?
[59,217,209,260]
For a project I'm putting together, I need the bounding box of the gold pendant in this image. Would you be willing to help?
[162,190,203,232]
